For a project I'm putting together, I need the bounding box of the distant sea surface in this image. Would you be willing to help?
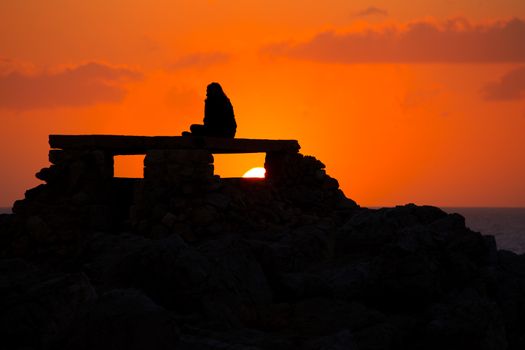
[0,207,11,214]
[444,208,525,254]
[1,206,524,254]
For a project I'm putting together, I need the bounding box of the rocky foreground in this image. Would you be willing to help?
[1,202,525,350]
[0,141,524,350]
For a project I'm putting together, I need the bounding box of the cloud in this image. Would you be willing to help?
[0,58,13,75]
[0,62,142,110]
[169,52,230,70]
[481,66,525,101]
[354,6,388,17]
[264,18,525,63]
[0,57,36,75]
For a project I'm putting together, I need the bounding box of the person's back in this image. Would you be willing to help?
[184,82,237,138]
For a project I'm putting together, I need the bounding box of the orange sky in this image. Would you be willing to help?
[1,1,525,208]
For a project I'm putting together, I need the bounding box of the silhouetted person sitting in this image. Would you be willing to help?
[183,82,237,138]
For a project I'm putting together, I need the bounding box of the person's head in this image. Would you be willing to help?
[206,82,225,98]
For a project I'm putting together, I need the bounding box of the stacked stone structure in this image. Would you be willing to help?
[10,149,115,256]
[7,135,355,255]
[132,149,217,238]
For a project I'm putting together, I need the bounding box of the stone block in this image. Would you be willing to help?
[172,223,194,241]
[179,165,194,177]
[205,193,231,209]
[190,205,217,226]
[35,166,56,182]
[161,212,177,228]
[48,149,82,165]
[143,166,163,179]
[49,150,65,164]
[165,149,213,164]
[144,150,166,166]
[169,197,187,211]
[322,177,339,190]
[25,215,49,241]
[49,134,300,154]
[88,205,111,230]
[181,183,194,195]
[194,163,214,176]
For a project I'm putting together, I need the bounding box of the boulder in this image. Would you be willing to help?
[0,258,96,349]
[60,289,179,350]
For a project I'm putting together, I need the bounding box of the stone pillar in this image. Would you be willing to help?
[10,149,115,256]
[45,149,114,192]
[265,151,357,212]
[264,151,298,185]
[14,149,114,216]
[131,149,217,239]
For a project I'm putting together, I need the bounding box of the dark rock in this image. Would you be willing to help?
[197,237,273,326]
[321,261,374,301]
[0,213,14,251]
[190,205,217,226]
[5,134,525,349]
[366,243,442,310]
[423,289,507,350]
[177,328,292,350]
[205,193,231,210]
[494,250,525,350]
[303,330,357,350]
[288,298,386,336]
[107,235,202,312]
[336,205,450,256]
[0,258,96,349]
[60,289,179,350]
[78,231,155,286]
[278,271,328,300]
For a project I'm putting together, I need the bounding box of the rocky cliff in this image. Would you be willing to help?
[0,139,524,350]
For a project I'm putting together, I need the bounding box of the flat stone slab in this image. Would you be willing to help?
[49,135,300,155]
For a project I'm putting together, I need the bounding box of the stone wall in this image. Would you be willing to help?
[9,149,114,256]
[126,149,356,241]
[131,149,217,239]
[265,151,355,214]
[6,146,357,255]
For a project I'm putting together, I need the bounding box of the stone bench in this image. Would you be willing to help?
[14,134,346,234]
[42,134,306,233]
[46,134,301,196]
[49,135,300,155]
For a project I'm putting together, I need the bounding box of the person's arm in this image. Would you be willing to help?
[227,100,236,128]
[203,100,210,124]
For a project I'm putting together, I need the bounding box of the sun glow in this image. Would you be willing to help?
[242,167,266,178]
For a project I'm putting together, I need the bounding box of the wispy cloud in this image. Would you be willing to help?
[0,57,36,75]
[169,52,230,70]
[264,18,525,64]
[354,6,388,18]
[0,62,142,110]
[482,66,525,101]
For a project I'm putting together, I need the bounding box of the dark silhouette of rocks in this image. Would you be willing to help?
[0,134,524,350]
[183,82,237,138]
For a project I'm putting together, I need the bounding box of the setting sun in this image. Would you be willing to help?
[242,167,266,178]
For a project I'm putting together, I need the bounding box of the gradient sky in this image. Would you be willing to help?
[1,0,525,207]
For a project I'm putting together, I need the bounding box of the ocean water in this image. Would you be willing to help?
[1,206,524,254]
[444,208,525,254]
[0,207,11,214]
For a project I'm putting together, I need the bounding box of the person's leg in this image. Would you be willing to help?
[190,124,207,136]
[214,127,236,138]
[225,129,236,138]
